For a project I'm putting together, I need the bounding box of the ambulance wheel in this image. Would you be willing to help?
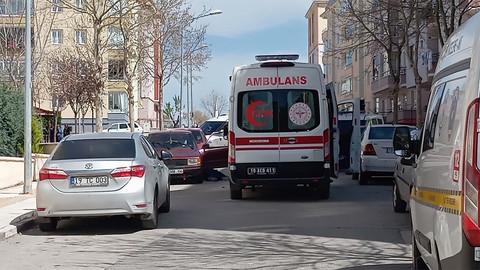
[230,181,242,200]
[393,182,407,213]
[359,170,370,185]
[352,173,359,180]
[412,232,428,269]
[315,182,330,200]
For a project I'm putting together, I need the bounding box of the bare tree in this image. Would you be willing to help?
[200,90,227,117]
[141,0,211,129]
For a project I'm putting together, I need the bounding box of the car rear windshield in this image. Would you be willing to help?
[51,139,135,160]
[368,127,396,140]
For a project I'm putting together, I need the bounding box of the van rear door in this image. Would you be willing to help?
[326,83,339,178]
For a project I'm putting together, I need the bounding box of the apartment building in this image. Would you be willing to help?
[0,0,156,135]
[310,0,439,124]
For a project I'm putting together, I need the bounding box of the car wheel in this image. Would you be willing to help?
[141,190,158,229]
[412,232,429,270]
[230,181,242,200]
[159,184,170,213]
[352,173,359,180]
[359,170,370,185]
[315,181,330,200]
[38,218,58,232]
[393,182,407,213]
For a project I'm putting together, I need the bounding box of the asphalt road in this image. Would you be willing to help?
[0,172,412,269]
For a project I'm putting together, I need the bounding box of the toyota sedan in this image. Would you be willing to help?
[36,132,171,231]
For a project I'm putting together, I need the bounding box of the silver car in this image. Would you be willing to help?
[36,132,171,231]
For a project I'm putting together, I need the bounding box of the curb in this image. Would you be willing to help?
[0,210,37,241]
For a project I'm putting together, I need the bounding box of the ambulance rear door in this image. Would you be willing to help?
[276,65,328,175]
[233,66,281,175]
[326,82,339,178]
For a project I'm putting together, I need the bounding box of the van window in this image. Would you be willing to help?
[237,89,319,133]
[435,77,465,144]
[423,83,446,151]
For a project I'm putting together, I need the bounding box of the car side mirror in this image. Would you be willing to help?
[223,125,228,138]
[393,126,411,153]
[161,150,172,160]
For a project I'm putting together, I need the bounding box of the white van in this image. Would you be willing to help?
[393,13,480,269]
[199,114,228,147]
[228,54,339,200]
[337,99,384,179]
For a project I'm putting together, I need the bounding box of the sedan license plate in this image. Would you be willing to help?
[70,176,109,187]
[169,169,184,175]
[247,167,276,175]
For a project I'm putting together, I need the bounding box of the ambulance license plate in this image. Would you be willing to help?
[247,167,276,175]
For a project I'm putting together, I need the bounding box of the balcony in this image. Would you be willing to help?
[383,108,417,125]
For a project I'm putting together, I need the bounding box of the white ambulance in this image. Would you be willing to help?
[393,12,480,269]
[227,54,339,200]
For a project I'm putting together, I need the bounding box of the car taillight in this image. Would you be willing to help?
[39,168,68,181]
[362,144,376,156]
[463,99,480,246]
[111,165,146,178]
[323,129,330,161]
[228,131,236,164]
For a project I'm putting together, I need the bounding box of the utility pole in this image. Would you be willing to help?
[23,0,33,194]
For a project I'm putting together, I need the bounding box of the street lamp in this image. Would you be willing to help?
[186,44,208,127]
[179,8,222,127]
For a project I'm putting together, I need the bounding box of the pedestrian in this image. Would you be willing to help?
[64,124,71,136]
[49,123,55,142]
[56,124,63,142]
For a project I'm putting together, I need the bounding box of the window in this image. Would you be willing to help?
[75,30,86,44]
[108,91,128,112]
[237,89,319,133]
[51,29,62,44]
[108,0,126,16]
[423,83,446,151]
[341,78,352,94]
[382,52,389,77]
[75,0,84,9]
[345,50,353,66]
[108,26,123,47]
[0,0,25,15]
[51,0,62,12]
[375,98,379,113]
[108,59,125,80]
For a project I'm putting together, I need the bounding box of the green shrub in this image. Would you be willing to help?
[0,84,24,157]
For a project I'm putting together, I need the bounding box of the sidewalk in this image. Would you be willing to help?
[0,182,37,241]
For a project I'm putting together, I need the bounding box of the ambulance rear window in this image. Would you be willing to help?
[238,89,319,132]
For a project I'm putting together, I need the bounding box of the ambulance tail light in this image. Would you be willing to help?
[463,99,480,246]
[228,131,236,165]
[323,129,330,162]
[362,144,377,156]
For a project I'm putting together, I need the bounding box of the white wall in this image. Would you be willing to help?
[0,154,49,189]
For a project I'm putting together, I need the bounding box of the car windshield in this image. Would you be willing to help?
[149,133,196,149]
[51,139,135,160]
[368,127,396,140]
[200,121,225,135]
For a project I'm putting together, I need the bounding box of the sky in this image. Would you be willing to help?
[163,0,315,116]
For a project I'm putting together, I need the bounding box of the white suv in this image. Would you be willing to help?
[103,122,143,133]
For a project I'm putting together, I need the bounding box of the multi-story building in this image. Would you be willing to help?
[311,0,440,125]
[0,0,156,138]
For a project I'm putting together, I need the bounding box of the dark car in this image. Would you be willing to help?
[148,130,204,184]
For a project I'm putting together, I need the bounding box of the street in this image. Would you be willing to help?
[0,173,412,269]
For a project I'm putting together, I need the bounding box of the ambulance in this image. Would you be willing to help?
[227,54,339,200]
[393,13,480,269]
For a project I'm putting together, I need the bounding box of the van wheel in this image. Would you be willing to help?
[393,182,407,213]
[38,218,58,232]
[359,170,370,185]
[412,232,429,270]
[315,181,330,200]
[230,181,242,200]
[352,173,359,180]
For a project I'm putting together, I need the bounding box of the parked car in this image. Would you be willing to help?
[103,122,144,133]
[36,132,171,231]
[147,130,204,184]
[392,126,421,213]
[176,127,207,150]
[359,124,415,185]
